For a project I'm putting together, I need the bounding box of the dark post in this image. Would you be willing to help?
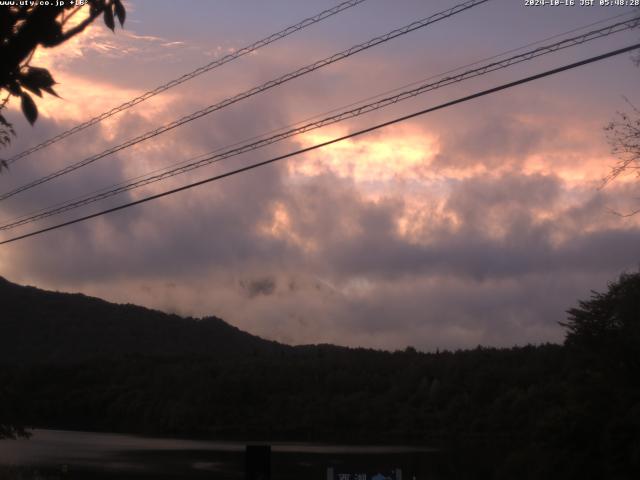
[245,444,271,480]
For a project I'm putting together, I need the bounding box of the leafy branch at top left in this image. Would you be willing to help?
[0,0,126,160]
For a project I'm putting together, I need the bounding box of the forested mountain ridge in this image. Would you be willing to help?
[0,276,288,364]
[1,272,639,479]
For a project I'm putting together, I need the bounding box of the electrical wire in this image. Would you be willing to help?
[8,6,634,225]
[4,0,370,165]
[22,7,631,223]
[2,15,637,232]
[0,0,490,202]
[2,42,638,246]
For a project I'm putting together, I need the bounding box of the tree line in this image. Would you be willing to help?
[0,272,638,479]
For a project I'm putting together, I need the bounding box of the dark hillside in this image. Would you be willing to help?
[0,276,287,364]
[1,273,639,478]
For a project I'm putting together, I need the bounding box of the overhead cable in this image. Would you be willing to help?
[2,15,637,231]
[4,0,370,165]
[0,0,490,202]
[2,42,638,246]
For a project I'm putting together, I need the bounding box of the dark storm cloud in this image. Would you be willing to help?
[240,276,277,298]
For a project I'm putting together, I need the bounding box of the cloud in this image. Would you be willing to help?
[1,1,639,352]
[5,157,637,352]
[240,276,277,298]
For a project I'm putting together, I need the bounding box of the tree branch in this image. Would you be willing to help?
[52,7,105,46]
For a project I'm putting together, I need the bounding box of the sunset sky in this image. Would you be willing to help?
[1,0,639,351]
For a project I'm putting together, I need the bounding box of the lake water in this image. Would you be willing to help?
[0,429,445,479]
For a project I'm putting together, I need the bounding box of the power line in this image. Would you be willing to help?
[2,11,637,228]
[323,9,639,116]
[18,5,629,232]
[0,0,490,202]
[4,0,369,166]
[2,15,637,231]
[40,1,630,203]
[2,42,638,246]
[10,7,634,227]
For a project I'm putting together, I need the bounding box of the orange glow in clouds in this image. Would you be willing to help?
[290,125,438,183]
[260,201,318,253]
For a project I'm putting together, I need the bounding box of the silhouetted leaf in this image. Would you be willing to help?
[18,67,58,98]
[23,67,56,88]
[7,82,22,96]
[39,21,63,47]
[113,0,126,27]
[20,83,42,97]
[42,85,60,98]
[0,160,8,173]
[20,92,38,125]
[103,7,115,31]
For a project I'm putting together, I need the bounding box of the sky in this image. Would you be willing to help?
[1,0,639,351]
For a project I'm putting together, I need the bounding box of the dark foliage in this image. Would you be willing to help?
[0,275,639,478]
[563,270,640,377]
[0,0,125,156]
